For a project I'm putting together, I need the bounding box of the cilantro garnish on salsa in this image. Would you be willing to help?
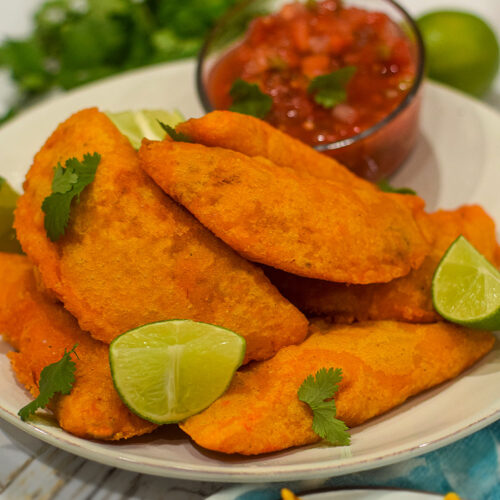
[307,66,357,109]
[229,79,273,118]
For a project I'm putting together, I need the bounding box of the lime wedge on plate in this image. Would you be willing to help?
[0,177,22,253]
[432,236,500,330]
[106,109,184,149]
[109,320,246,424]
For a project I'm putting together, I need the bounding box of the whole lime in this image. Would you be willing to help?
[417,10,500,96]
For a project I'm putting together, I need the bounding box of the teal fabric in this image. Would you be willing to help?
[324,420,500,499]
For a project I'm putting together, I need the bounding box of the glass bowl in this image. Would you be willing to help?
[196,0,425,182]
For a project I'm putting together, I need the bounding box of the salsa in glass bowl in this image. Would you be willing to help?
[197,0,425,181]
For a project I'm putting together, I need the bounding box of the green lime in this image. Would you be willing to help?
[0,178,22,253]
[417,10,500,96]
[432,236,500,330]
[109,320,246,424]
[106,109,184,149]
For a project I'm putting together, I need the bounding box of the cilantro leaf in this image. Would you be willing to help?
[18,345,78,421]
[42,153,100,242]
[159,122,192,142]
[377,179,416,195]
[298,367,350,446]
[308,66,357,109]
[41,192,74,242]
[0,176,5,188]
[51,163,78,194]
[68,153,101,193]
[313,408,350,445]
[229,79,273,118]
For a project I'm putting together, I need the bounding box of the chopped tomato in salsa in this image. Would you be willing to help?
[207,0,416,146]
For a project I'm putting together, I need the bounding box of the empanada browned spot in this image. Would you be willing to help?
[0,252,157,440]
[266,205,500,323]
[139,139,429,284]
[180,320,494,455]
[14,108,308,364]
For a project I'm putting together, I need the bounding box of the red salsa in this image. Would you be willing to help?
[207,0,417,147]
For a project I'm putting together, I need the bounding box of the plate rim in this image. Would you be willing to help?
[0,59,499,482]
[0,396,498,482]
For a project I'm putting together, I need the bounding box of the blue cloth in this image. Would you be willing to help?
[229,420,500,500]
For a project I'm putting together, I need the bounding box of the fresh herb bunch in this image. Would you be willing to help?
[0,0,239,123]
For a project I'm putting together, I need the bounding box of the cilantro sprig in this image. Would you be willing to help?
[377,179,417,195]
[298,367,350,446]
[42,152,100,242]
[0,0,240,124]
[18,345,78,421]
[159,122,193,143]
[308,66,357,109]
[229,79,273,118]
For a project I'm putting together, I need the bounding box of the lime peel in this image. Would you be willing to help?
[109,320,246,424]
[417,10,500,96]
[432,236,500,330]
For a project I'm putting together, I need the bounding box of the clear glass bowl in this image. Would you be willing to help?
[196,0,425,181]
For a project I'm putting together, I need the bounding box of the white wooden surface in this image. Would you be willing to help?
[0,419,224,499]
[0,1,499,499]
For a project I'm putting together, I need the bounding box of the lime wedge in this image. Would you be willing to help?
[109,320,246,424]
[432,236,500,330]
[0,177,22,253]
[106,109,184,149]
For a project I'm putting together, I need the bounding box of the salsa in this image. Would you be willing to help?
[207,0,417,151]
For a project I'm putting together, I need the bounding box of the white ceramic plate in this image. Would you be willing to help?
[0,59,499,483]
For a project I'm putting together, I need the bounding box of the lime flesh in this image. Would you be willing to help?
[0,178,22,253]
[109,320,246,424]
[432,236,500,330]
[106,109,184,149]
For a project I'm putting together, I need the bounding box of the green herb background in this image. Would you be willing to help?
[0,0,240,123]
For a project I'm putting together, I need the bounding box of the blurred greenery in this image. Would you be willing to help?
[0,0,240,123]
